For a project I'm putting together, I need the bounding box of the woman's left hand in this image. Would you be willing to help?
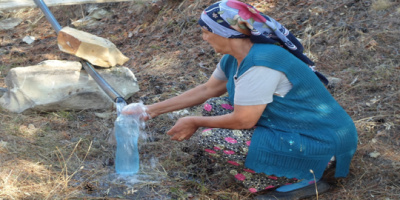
[167,117,198,141]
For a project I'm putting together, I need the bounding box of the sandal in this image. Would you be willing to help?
[253,180,331,200]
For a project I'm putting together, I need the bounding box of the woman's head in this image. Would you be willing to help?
[198,0,315,66]
[198,0,268,39]
[198,0,251,38]
[201,28,230,54]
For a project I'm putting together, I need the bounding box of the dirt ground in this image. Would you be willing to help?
[0,0,400,199]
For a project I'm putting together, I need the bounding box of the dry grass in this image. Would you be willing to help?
[371,0,394,11]
[0,136,89,199]
[1,0,400,199]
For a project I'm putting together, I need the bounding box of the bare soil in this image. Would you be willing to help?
[0,0,399,199]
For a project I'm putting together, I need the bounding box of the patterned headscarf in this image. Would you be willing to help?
[198,0,328,85]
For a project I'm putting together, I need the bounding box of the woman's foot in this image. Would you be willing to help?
[254,180,330,200]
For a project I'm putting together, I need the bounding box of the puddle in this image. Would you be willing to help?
[69,154,169,199]
[68,101,170,199]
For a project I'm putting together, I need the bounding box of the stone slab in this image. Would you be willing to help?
[0,60,139,113]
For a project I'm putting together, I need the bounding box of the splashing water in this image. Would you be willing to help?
[115,99,127,116]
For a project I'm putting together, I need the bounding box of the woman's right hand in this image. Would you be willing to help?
[121,103,152,121]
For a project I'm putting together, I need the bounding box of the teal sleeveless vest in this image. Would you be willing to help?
[220,44,358,180]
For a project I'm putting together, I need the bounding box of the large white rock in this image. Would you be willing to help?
[0,60,139,113]
[0,18,22,30]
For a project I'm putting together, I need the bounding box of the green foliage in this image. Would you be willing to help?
[53,110,74,121]
[169,187,188,199]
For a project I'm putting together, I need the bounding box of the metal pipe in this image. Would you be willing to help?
[81,61,125,102]
[32,0,126,104]
[33,0,62,33]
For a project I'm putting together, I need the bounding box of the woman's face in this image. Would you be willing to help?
[201,28,229,54]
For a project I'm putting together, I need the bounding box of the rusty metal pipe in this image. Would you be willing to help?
[32,0,125,103]
[81,61,124,102]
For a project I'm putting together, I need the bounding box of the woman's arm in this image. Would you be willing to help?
[193,104,266,129]
[167,104,267,141]
[146,76,227,119]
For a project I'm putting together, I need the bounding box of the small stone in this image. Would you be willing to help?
[94,112,114,119]
[88,9,112,20]
[369,151,381,158]
[71,16,101,28]
[327,77,342,87]
[186,193,194,198]
[172,109,190,116]
[22,36,35,45]
[28,124,35,129]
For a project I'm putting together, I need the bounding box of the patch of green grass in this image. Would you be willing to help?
[53,110,74,121]
[150,45,161,50]
[0,65,11,77]
[169,186,188,199]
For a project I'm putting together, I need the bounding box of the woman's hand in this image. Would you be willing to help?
[121,103,151,121]
[167,116,199,141]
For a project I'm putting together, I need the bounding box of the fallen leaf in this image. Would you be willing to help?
[365,39,378,50]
